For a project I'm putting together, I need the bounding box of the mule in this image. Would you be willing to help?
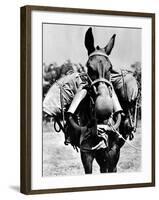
[67,28,124,173]
[43,27,139,174]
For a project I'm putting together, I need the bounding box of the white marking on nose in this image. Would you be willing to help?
[97,82,109,96]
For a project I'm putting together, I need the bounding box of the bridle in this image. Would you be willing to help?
[87,51,113,87]
[68,51,122,133]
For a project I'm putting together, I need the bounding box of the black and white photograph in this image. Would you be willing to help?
[42,24,142,176]
[20,6,155,194]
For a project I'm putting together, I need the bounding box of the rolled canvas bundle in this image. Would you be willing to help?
[111,69,138,106]
[43,72,86,117]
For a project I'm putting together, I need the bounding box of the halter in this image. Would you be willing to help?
[87,50,112,89]
[88,50,108,59]
[91,78,112,88]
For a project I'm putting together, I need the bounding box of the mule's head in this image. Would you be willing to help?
[85,28,116,120]
[68,28,122,131]
[85,28,115,80]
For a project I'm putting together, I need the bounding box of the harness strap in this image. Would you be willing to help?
[89,51,108,58]
[121,69,127,101]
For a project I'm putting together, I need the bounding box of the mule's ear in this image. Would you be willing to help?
[85,27,95,55]
[105,34,116,55]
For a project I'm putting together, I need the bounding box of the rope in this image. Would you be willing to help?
[55,81,66,128]
[54,120,61,132]
[108,120,141,152]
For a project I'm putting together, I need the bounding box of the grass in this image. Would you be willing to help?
[42,121,141,176]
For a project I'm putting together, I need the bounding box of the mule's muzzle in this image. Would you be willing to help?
[95,82,113,120]
[67,80,122,132]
